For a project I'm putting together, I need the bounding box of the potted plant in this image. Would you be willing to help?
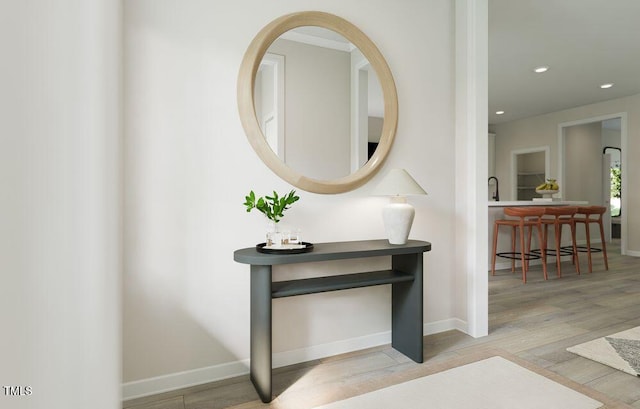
[243,189,299,246]
[243,189,299,223]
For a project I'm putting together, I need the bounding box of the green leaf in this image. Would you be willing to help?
[243,188,299,223]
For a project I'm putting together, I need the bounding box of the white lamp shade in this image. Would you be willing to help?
[373,169,427,245]
[372,168,427,196]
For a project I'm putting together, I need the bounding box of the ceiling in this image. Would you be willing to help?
[489,0,640,125]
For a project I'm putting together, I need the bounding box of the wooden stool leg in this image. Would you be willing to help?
[597,219,609,270]
[510,226,516,273]
[536,223,548,280]
[571,221,580,274]
[526,225,533,272]
[585,221,593,273]
[543,223,549,271]
[519,222,527,283]
[554,221,562,277]
[491,223,499,276]
[559,223,565,274]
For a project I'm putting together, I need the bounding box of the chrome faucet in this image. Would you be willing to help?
[488,176,500,201]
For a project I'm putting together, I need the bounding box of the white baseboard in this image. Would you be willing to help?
[122,359,250,401]
[122,318,463,401]
[426,317,467,334]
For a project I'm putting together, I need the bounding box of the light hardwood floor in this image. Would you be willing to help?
[124,240,640,409]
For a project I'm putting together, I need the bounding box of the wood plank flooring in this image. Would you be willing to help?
[124,240,640,409]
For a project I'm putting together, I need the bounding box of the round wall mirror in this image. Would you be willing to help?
[238,11,398,194]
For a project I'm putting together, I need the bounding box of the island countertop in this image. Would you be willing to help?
[488,200,588,207]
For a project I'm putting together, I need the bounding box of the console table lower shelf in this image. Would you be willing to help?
[233,239,431,403]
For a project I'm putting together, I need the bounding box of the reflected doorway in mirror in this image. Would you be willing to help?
[255,53,285,159]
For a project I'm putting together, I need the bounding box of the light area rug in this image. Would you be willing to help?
[313,356,603,409]
[567,326,640,377]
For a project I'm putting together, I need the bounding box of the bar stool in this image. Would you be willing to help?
[539,206,580,277]
[574,206,609,272]
[492,207,547,283]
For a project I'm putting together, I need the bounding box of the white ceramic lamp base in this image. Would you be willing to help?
[382,196,415,245]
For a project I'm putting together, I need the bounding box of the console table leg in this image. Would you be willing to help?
[391,253,424,363]
[250,264,272,403]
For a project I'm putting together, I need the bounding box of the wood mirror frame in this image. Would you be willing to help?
[237,11,398,194]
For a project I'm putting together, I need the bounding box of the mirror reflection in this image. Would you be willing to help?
[253,26,383,180]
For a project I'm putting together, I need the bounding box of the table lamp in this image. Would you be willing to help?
[372,169,427,245]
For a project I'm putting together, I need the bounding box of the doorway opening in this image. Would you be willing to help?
[602,146,622,218]
[558,113,627,255]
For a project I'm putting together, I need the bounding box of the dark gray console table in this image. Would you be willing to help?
[233,239,431,403]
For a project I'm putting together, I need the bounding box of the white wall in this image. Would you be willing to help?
[491,93,640,253]
[0,1,121,408]
[564,123,602,205]
[123,0,458,398]
[454,0,489,338]
[602,126,622,151]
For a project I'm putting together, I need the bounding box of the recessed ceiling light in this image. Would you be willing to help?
[533,66,549,73]
[600,83,614,89]
[496,110,505,115]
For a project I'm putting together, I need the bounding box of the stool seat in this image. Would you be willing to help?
[492,207,547,283]
[539,206,580,277]
[574,206,609,272]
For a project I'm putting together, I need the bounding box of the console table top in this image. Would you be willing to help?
[234,239,431,265]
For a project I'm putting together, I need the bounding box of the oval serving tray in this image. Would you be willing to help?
[256,242,314,254]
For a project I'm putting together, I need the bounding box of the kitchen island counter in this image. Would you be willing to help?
[488,200,587,207]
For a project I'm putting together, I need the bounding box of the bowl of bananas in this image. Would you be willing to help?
[535,178,559,198]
